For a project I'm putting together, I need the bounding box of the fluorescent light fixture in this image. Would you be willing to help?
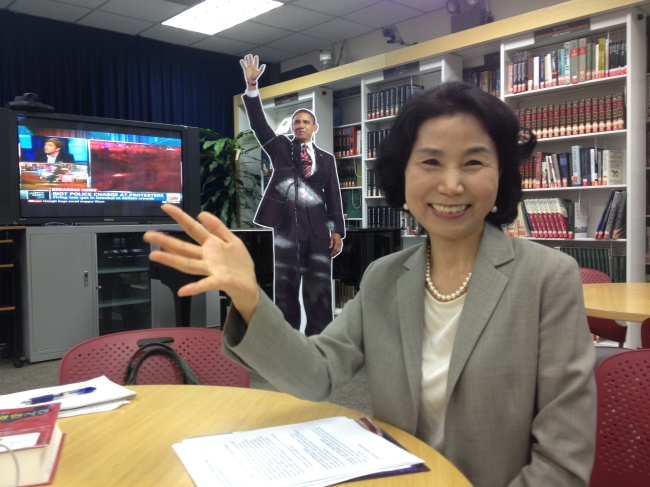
[163,0,283,36]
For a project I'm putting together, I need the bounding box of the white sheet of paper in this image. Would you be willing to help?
[57,399,131,418]
[172,416,424,487]
[0,376,136,416]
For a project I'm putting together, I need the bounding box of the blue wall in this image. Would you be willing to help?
[0,10,270,136]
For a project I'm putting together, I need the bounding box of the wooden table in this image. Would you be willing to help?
[583,283,650,322]
[55,385,471,486]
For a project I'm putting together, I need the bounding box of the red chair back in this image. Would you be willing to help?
[642,318,650,349]
[579,268,612,284]
[590,349,650,487]
[59,327,250,387]
[579,268,627,346]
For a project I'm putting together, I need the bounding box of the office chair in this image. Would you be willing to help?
[59,327,250,387]
[579,268,628,347]
[642,318,650,349]
[590,349,650,487]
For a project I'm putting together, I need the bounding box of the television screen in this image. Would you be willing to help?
[14,113,189,222]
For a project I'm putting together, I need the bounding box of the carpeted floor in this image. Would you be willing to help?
[0,355,373,416]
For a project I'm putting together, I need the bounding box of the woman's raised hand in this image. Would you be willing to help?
[143,204,260,324]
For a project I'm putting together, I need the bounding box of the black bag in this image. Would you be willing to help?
[124,342,199,385]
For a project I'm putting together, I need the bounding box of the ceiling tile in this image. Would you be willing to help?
[9,0,91,22]
[139,23,210,46]
[306,18,374,42]
[390,0,448,12]
[100,0,186,23]
[57,0,106,7]
[77,10,154,35]
[344,0,422,28]
[191,36,258,56]
[252,4,334,31]
[239,45,295,63]
[267,32,329,55]
[291,0,381,17]
[214,21,293,46]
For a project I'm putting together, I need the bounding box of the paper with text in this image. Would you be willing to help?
[173,416,424,487]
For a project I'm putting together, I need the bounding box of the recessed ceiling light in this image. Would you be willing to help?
[445,0,460,15]
[162,0,283,36]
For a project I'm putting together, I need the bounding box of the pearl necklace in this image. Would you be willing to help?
[425,244,471,302]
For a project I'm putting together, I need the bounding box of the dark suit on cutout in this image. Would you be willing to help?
[244,94,345,336]
[35,151,75,163]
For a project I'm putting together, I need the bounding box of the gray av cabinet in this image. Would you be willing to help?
[19,224,206,362]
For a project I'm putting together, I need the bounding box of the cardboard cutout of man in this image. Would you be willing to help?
[240,54,344,336]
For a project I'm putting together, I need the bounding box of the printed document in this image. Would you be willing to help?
[173,416,425,487]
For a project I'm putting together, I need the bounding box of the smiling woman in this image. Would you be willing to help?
[144,81,597,487]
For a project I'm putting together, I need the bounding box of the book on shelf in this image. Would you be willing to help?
[602,191,623,239]
[594,190,617,239]
[611,191,627,240]
[0,402,64,487]
[602,149,623,185]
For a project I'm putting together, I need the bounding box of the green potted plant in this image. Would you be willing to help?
[199,128,261,228]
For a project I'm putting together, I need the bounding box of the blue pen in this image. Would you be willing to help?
[20,386,96,405]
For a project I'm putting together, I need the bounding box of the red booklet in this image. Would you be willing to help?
[0,403,65,487]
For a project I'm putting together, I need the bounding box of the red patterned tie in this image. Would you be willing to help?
[301,144,312,178]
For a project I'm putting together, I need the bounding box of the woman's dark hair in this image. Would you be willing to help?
[376,81,536,226]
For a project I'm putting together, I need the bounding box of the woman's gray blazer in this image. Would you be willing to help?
[222,223,596,487]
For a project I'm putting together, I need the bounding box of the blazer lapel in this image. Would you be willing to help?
[397,243,427,420]
[446,224,515,401]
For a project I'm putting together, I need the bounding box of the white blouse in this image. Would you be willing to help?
[416,291,466,452]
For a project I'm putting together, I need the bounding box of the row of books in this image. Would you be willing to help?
[366,206,408,229]
[506,199,572,239]
[520,148,623,189]
[508,193,626,240]
[513,93,625,139]
[334,126,362,158]
[338,166,361,188]
[366,169,383,197]
[366,129,390,159]
[334,280,357,308]
[557,247,626,283]
[366,84,422,120]
[509,37,626,94]
[463,66,501,97]
[645,227,650,264]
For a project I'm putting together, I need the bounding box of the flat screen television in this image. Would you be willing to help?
[0,108,200,225]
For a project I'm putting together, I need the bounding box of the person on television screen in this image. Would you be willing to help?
[143,81,596,486]
[36,138,75,163]
[237,54,345,337]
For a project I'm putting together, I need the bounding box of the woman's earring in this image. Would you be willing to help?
[403,203,409,211]
[491,205,498,213]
